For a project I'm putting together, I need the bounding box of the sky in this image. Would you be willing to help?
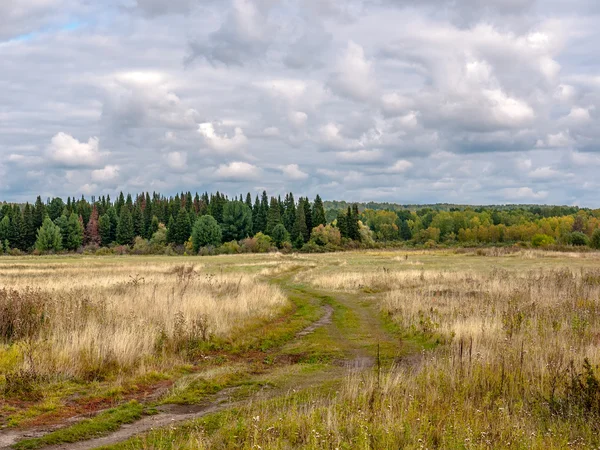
[1,0,600,206]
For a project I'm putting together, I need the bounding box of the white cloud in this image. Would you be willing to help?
[281,164,308,180]
[215,161,261,181]
[47,132,103,167]
[503,187,548,200]
[166,151,187,170]
[385,160,414,174]
[528,166,559,180]
[289,111,308,128]
[91,165,120,182]
[329,41,378,102]
[336,149,384,164]
[198,123,248,153]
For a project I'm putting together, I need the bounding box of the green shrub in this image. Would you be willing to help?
[570,232,590,247]
[532,234,555,247]
[591,229,600,250]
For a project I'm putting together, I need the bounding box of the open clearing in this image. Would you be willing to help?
[1,249,600,449]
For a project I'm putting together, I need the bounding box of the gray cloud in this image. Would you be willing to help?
[1,0,600,205]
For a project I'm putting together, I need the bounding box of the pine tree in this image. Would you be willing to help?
[115,192,125,216]
[312,194,326,228]
[0,216,9,249]
[36,217,63,252]
[245,193,253,211]
[85,205,100,245]
[191,215,222,252]
[116,208,134,245]
[257,191,268,234]
[166,216,175,244]
[221,201,253,242]
[266,197,282,236]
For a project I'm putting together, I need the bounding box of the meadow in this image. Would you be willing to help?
[1,249,599,449]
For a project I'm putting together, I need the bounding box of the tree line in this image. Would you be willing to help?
[0,192,599,255]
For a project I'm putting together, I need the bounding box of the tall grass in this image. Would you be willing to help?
[0,261,286,386]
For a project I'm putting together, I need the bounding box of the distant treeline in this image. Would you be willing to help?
[0,192,599,255]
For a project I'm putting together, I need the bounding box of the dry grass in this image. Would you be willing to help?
[0,260,286,384]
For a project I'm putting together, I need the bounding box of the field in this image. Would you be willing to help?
[1,249,600,449]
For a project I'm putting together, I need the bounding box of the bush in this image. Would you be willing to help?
[95,247,113,256]
[570,232,590,247]
[591,229,600,250]
[310,224,341,247]
[254,232,273,253]
[219,240,241,254]
[132,237,151,254]
[532,234,555,248]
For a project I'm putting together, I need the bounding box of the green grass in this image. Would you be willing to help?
[13,401,151,450]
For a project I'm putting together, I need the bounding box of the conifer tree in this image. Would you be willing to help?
[133,204,144,237]
[64,212,84,250]
[8,207,24,250]
[293,198,309,244]
[149,216,160,236]
[22,203,36,249]
[245,193,253,211]
[336,210,348,238]
[33,195,46,230]
[221,201,253,242]
[0,216,9,251]
[85,205,100,245]
[252,195,261,235]
[312,194,326,228]
[116,208,134,245]
[303,198,313,238]
[191,215,222,252]
[143,192,153,238]
[36,216,63,252]
[266,197,282,236]
[171,207,192,245]
[283,193,296,233]
[106,206,118,244]
[98,214,111,247]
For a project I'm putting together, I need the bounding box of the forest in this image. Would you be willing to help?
[1,191,600,255]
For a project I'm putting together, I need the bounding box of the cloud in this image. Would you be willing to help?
[281,164,308,180]
[188,0,275,65]
[336,149,384,164]
[166,152,187,170]
[46,133,103,168]
[91,165,120,182]
[385,160,414,174]
[328,41,378,102]
[198,123,248,153]
[132,0,194,17]
[215,161,261,181]
[503,187,549,200]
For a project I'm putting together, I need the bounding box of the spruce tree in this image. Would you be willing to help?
[98,214,111,247]
[149,216,160,236]
[8,207,24,250]
[221,201,253,242]
[303,198,313,237]
[312,194,326,228]
[65,212,84,250]
[133,204,144,237]
[347,205,360,241]
[266,197,282,236]
[22,203,36,249]
[172,207,192,245]
[336,210,348,238]
[106,207,118,244]
[292,199,308,244]
[257,191,268,233]
[0,216,9,248]
[283,193,296,233]
[33,196,46,230]
[143,192,153,238]
[116,208,134,245]
[252,195,261,235]
[85,205,100,245]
